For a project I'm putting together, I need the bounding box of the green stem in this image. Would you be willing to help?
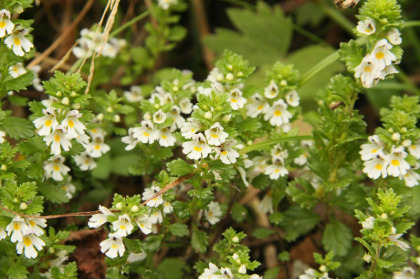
[240,135,312,155]
[293,24,326,45]
[316,0,355,36]
[402,20,420,29]
[395,66,420,95]
[110,10,151,37]
[299,50,340,87]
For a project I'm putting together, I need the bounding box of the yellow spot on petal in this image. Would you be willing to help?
[208,211,213,217]
[14,223,20,230]
[274,110,282,116]
[28,221,35,227]
[140,224,145,228]
[23,236,32,247]
[84,160,89,165]
[231,98,238,103]
[221,150,227,156]
[53,165,60,171]
[0,21,6,28]
[274,169,280,173]
[375,52,384,60]
[13,37,21,46]
[120,225,126,230]
[194,146,203,152]
[391,159,400,166]
[371,149,378,153]
[68,120,74,128]
[45,119,52,127]
[91,128,97,133]
[161,134,167,139]
[257,105,264,110]
[191,128,195,132]
[364,66,372,73]
[375,164,383,170]
[111,244,118,249]
[211,134,219,138]
[143,132,150,137]
[54,134,61,142]
[94,145,101,150]
[411,145,417,150]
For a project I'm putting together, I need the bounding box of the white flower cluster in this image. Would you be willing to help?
[89,185,173,258]
[198,261,262,279]
[360,135,420,187]
[247,80,299,131]
[1,216,47,259]
[0,9,34,56]
[355,18,402,88]
[252,144,289,180]
[8,63,43,91]
[122,80,195,150]
[73,28,126,59]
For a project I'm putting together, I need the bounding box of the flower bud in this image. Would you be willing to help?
[217,74,224,81]
[1,165,6,171]
[72,103,81,110]
[116,203,123,210]
[402,139,411,147]
[97,113,104,121]
[226,73,234,81]
[48,247,55,254]
[391,133,401,141]
[204,111,212,119]
[62,97,70,105]
[173,86,179,92]
[56,91,62,97]
[238,264,246,274]
[401,127,407,133]
[13,198,18,203]
[14,6,24,13]
[232,236,239,243]
[319,265,327,272]
[131,205,139,212]
[113,115,121,123]
[154,104,160,109]
[71,91,77,97]
[280,80,288,86]
[363,254,372,263]
[222,114,231,122]
[19,202,28,210]
[391,226,396,234]
[107,107,113,113]
[227,64,233,71]
[144,112,151,120]
[381,213,388,219]
[237,72,243,77]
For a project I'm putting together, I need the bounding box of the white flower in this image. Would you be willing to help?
[0,227,6,240]
[142,186,163,207]
[74,152,97,171]
[386,28,402,45]
[100,233,125,258]
[220,267,234,278]
[265,157,288,180]
[271,144,288,159]
[199,262,220,279]
[44,155,70,181]
[5,30,34,56]
[360,135,384,161]
[0,130,5,143]
[16,234,45,259]
[181,118,202,139]
[389,234,410,251]
[135,215,152,235]
[214,139,240,164]
[61,110,86,139]
[362,216,375,230]
[179,97,193,114]
[363,154,388,179]
[169,106,185,129]
[250,275,263,279]
[285,90,300,107]
[153,109,167,124]
[258,191,273,214]
[6,216,30,243]
[9,62,26,78]
[356,18,376,35]
[182,133,212,160]
[33,109,59,136]
[26,218,47,236]
[85,135,110,158]
[264,81,279,99]
[204,202,222,225]
[31,64,43,92]
[62,181,76,199]
[371,39,397,71]
[132,120,156,144]
[294,152,309,166]
[387,146,410,177]
[121,128,139,150]
[112,214,134,237]
[124,86,143,103]
[355,55,384,88]
[158,0,177,9]
[149,211,163,224]
[207,68,223,83]
[49,250,68,267]
[402,169,420,187]
[0,10,14,38]
[299,268,317,279]
[88,205,114,228]
[163,201,173,214]
[156,127,176,147]
[393,267,415,279]
[205,122,228,146]
[264,99,292,126]
[408,143,420,159]
[246,93,269,118]
[228,88,246,110]
[238,264,247,274]
[44,126,72,155]
[127,252,147,263]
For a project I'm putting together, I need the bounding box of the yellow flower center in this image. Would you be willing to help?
[391,159,400,166]
[111,244,118,249]
[140,224,145,228]
[14,223,20,230]
[84,160,89,165]
[68,119,75,128]
[120,225,126,230]
[45,119,52,127]
[257,105,264,110]
[24,236,32,247]
[231,98,238,103]
[54,134,61,142]
[274,169,280,173]
[375,52,385,60]
[374,164,382,170]
[161,134,167,139]
[371,148,377,153]
[94,145,101,150]
[221,150,227,156]
[28,220,35,227]
[91,128,97,133]
[194,146,203,152]
[53,165,60,171]
[13,37,21,46]
[364,66,372,73]
[143,132,150,137]
[211,134,218,138]
[191,128,195,132]
[274,110,282,116]
[0,21,6,28]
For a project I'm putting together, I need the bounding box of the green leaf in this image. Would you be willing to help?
[157,258,186,279]
[232,202,248,223]
[167,159,194,176]
[124,238,143,253]
[281,206,321,241]
[263,267,281,279]
[191,229,208,253]
[322,220,352,257]
[38,184,69,204]
[4,71,35,92]
[252,227,274,239]
[7,260,29,279]
[0,116,34,139]
[143,236,162,252]
[168,223,189,237]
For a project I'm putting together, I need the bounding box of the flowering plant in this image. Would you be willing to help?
[0,0,420,278]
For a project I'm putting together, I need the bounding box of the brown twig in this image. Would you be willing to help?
[27,0,95,70]
[0,174,195,220]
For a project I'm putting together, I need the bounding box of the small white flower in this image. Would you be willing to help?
[246,93,269,118]
[168,106,185,129]
[360,135,384,161]
[158,0,177,10]
[214,139,240,164]
[0,227,6,240]
[6,216,30,243]
[5,30,34,56]
[271,144,288,159]
[264,81,279,99]
[100,233,125,258]
[356,18,376,35]
[386,28,402,45]
[156,127,176,147]
[264,99,292,126]
[0,130,6,143]
[205,122,228,146]
[62,181,76,199]
[26,218,47,236]
[258,191,273,214]
[31,65,43,92]
[121,128,139,150]
[204,202,222,225]
[149,211,163,224]
[44,126,72,155]
[181,118,202,139]
[85,135,110,158]
[163,201,173,214]
[88,205,114,228]
[393,267,415,279]
[132,120,156,144]
[389,234,410,251]
[408,143,420,159]
[74,152,97,171]
[362,216,375,230]
[49,250,68,267]
[112,214,134,237]
[9,62,26,78]
[299,268,317,279]
[153,109,167,124]
[228,88,246,110]
[16,234,45,259]
[199,262,220,279]
[124,86,143,103]
[179,97,193,114]
[142,186,163,207]
[33,109,59,136]
[0,9,14,38]
[371,39,397,71]
[285,90,300,107]
[182,133,212,160]
[355,55,384,88]
[127,252,147,263]
[220,267,234,278]
[265,157,288,180]
[294,152,309,166]
[363,154,388,179]
[44,155,70,181]
[135,215,152,235]
[238,264,247,274]
[387,146,410,177]
[61,110,86,139]
[402,169,420,187]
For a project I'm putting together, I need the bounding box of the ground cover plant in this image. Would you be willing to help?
[1,0,420,278]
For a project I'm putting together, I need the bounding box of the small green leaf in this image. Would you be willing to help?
[322,220,352,257]
[281,206,321,241]
[157,258,186,279]
[253,227,274,239]
[0,116,34,139]
[168,223,189,237]
[191,229,208,253]
[167,159,194,176]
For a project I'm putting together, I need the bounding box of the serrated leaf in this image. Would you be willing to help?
[38,184,69,204]
[281,206,321,241]
[232,202,248,223]
[253,227,274,239]
[7,261,28,279]
[167,159,194,176]
[0,116,34,139]
[4,71,35,92]
[168,223,189,237]
[322,220,352,257]
[124,238,143,253]
[191,229,208,253]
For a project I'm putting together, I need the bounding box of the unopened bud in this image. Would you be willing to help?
[280,80,288,86]
[381,213,388,219]
[232,236,240,243]
[222,114,231,122]
[173,86,179,92]
[319,265,327,272]
[227,64,233,71]
[391,133,401,141]
[216,74,224,81]
[56,91,62,97]
[71,91,77,97]
[144,112,151,120]
[113,115,121,122]
[48,247,55,254]
[1,165,6,171]
[226,73,234,81]
[61,97,69,105]
[204,111,212,119]
[154,104,160,109]
[363,254,372,263]
[72,103,81,110]
[107,107,113,113]
[19,202,28,210]
[116,203,123,210]
[401,127,407,133]
[13,198,18,203]
[402,139,411,147]
[237,72,243,77]
[97,113,104,121]
[131,205,139,212]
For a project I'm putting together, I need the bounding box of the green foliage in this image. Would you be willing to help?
[281,206,321,241]
[322,220,353,257]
